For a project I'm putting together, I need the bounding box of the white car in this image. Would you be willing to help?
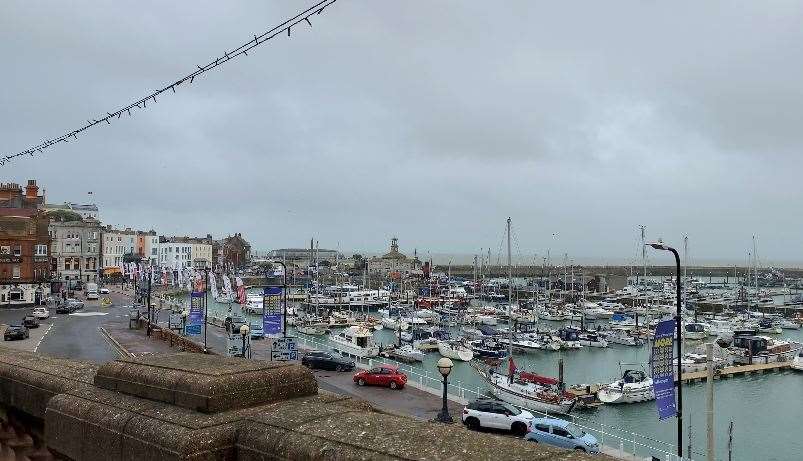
[461,399,534,436]
[32,307,50,319]
[100,287,110,294]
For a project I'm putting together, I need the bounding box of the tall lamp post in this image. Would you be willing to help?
[435,357,454,423]
[647,241,683,459]
[203,267,210,354]
[239,324,250,358]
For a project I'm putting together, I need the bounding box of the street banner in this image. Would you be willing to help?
[263,286,283,336]
[209,272,219,299]
[186,291,204,336]
[651,319,677,420]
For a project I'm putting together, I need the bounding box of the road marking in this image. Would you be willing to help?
[68,312,109,317]
[34,323,54,353]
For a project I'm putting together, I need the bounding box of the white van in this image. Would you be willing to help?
[86,282,99,300]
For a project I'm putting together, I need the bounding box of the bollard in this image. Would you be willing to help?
[620,440,624,458]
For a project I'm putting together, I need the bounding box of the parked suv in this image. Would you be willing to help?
[353,364,407,389]
[525,417,600,453]
[462,399,534,435]
[302,351,355,371]
[4,325,29,341]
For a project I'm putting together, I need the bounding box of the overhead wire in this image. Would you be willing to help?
[0,0,339,167]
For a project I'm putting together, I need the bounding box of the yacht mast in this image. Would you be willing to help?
[640,225,647,284]
[753,235,758,298]
[507,218,513,360]
[683,235,688,307]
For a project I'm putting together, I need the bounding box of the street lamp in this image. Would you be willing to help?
[435,357,454,423]
[239,324,250,358]
[646,240,683,459]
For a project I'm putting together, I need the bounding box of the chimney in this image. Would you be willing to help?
[25,180,38,199]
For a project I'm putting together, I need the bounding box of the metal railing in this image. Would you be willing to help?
[293,331,702,461]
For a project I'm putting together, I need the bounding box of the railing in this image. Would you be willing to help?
[294,331,703,461]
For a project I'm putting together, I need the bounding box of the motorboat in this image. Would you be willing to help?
[707,319,733,337]
[330,325,380,358]
[728,335,802,365]
[780,319,801,330]
[296,321,328,336]
[581,302,614,320]
[601,329,645,346]
[389,344,426,362]
[597,370,655,404]
[381,317,409,331]
[537,308,564,322]
[684,322,709,340]
[792,350,803,371]
[577,331,608,348]
[673,353,726,374]
[438,340,474,361]
[468,339,509,359]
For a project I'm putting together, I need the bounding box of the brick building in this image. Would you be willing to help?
[213,233,251,271]
[0,201,51,306]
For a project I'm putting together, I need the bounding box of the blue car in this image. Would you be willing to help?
[249,322,264,339]
[525,417,600,454]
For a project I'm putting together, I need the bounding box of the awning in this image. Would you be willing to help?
[103,267,122,275]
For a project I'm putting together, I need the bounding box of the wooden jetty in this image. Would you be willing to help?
[678,361,791,383]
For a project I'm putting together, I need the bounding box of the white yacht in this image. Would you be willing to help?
[684,322,709,340]
[330,325,379,358]
[597,370,655,404]
[601,329,645,346]
[707,319,733,337]
[481,367,576,414]
[581,302,614,320]
[296,322,328,336]
[437,340,474,361]
[791,350,803,371]
[728,336,802,365]
[380,317,409,331]
[390,344,426,362]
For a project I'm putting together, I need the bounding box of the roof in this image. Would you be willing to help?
[532,417,571,426]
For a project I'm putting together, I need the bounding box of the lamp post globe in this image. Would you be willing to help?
[435,357,454,423]
[437,357,453,377]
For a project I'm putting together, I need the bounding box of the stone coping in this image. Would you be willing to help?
[94,352,318,413]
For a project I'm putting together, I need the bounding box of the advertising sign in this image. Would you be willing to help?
[168,313,183,330]
[269,337,297,361]
[226,332,244,357]
[186,291,205,336]
[263,286,283,336]
[651,319,678,420]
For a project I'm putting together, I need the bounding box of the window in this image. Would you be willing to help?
[552,427,571,438]
[12,266,20,278]
[534,424,550,433]
[12,245,21,256]
[35,244,47,256]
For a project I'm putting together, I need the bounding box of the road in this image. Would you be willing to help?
[0,290,134,363]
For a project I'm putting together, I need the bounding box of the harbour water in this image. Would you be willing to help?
[200,291,802,461]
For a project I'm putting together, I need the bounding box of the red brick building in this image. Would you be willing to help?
[0,208,51,306]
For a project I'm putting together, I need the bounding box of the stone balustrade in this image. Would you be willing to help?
[0,346,603,460]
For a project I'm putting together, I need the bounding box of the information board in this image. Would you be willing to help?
[269,337,297,361]
[650,319,677,420]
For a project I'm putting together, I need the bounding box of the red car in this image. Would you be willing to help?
[353,364,407,389]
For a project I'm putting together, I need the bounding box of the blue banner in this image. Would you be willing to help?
[187,291,205,336]
[651,319,677,420]
[264,286,282,296]
[263,313,283,335]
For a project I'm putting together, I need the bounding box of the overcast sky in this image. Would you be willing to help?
[2,1,802,266]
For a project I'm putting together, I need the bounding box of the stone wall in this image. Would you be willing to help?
[0,347,605,460]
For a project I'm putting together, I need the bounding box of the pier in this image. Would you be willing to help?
[678,361,791,383]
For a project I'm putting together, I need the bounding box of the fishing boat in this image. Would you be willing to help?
[330,325,380,358]
[437,340,474,361]
[597,369,655,404]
